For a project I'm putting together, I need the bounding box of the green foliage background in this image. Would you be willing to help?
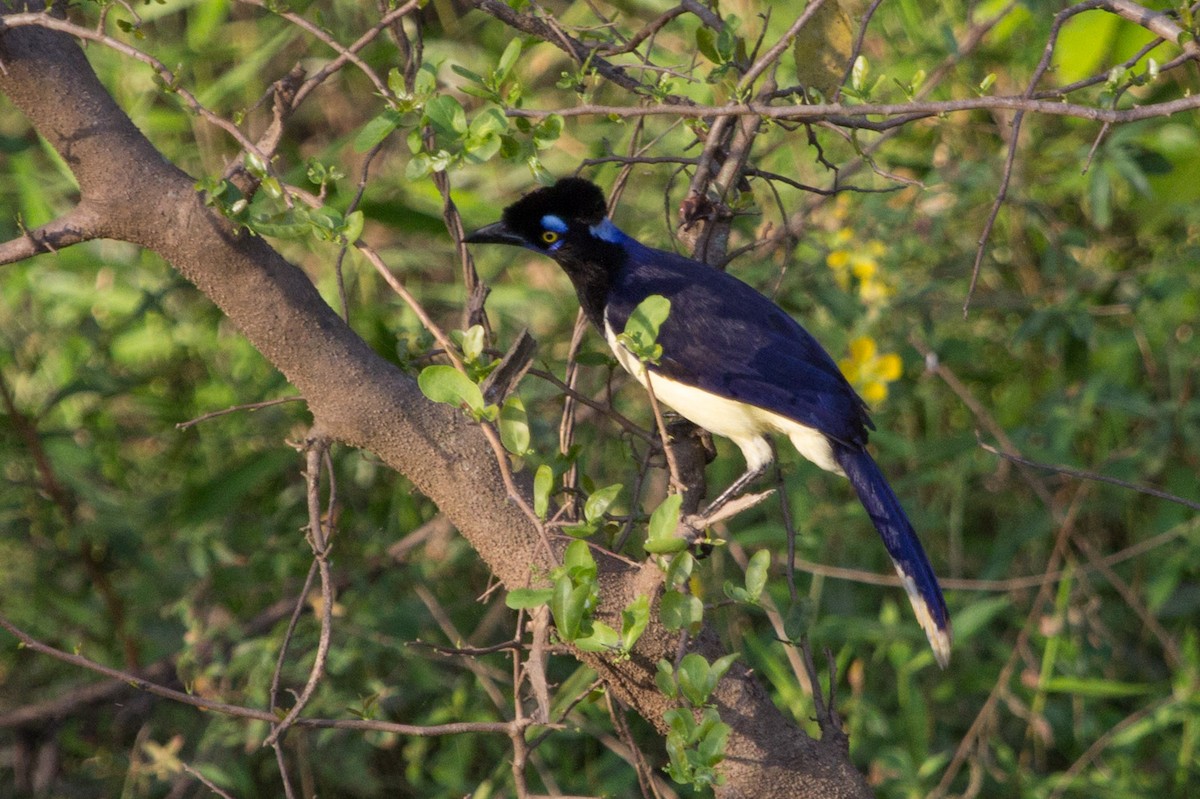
[1,0,1198,796]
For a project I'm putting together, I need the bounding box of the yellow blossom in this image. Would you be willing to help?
[858,275,894,304]
[826,249,851,269]
[838,336,903,404]
[826,228,893,307]
[850,255,877,280]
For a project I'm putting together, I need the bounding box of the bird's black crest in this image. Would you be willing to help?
[501,178,608,233]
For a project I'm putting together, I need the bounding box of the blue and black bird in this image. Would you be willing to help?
[466,177,952,667]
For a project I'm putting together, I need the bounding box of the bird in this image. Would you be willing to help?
[465,177,952,667]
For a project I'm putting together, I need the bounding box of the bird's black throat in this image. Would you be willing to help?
[553,238,627,331]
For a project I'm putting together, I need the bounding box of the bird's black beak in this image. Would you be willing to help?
[464,221,525,246]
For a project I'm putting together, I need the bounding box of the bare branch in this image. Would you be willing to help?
[0,204,102,265]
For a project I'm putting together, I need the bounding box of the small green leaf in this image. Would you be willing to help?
[550,574,582,640]
[496,38,523,82]
[533,114,564,150]
[561,521,598,539]
[584,483,622,523]
[533,464,553,519]
[665,550,694,588]
[677,652,714,707]
[743,549,771,601]
[708,653,738,684]
[696,27,720,64]
[505,587,554,610]
[722,582,752,603]
[562,539,596,575]
[425,95,468,138]
[575,621,620,652]
[660,590,704,631]
[417,365,485,413]
[355,110,403,152]
[260,176,283,200]
[450,64,485,86]
[459,325,486,362]
[499,395,530,454]
[782,600,811,643]
[620,294,671,362]
[620,594,650,651]
[648,493,683,541]
[655,659,678,698]
[341,209,364,244]
[645,536,689,554]
[387,66,408,96]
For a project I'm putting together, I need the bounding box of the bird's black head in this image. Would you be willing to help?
[466,178,628,325]
[465,178,622,257]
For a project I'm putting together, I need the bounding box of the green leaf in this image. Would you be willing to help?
[459,324,486,362]
[387,66,408,96]
[1041,677,1154,698]
[620,594,650,651]
[696,27,720,64]
[660,590,703,631]
[677,652,714,707]
[575,621,620,652]
[496,38,523,82]
[782,600,811,642]
[533,114,564,150]
[620,294,670,362]
[583,483,622,523]
[499,395,530,454]
[562,539,596,575]
[743,549,770,601]
[695,713,730,764]
[425,95,468,139]
[644,536,689,554]
[647,493,683,542]
[664,550,694,588]
[655,659,678,698]
[451,64,485,86]
[355,110,403,152]
[533,464,553,519]
[708,653,738,684]
[722,582,752,603]
[417,365,484,413]
[341,209,364,244]
[505,587,554,610]
[405,153,433,180]
[550,573,582,640]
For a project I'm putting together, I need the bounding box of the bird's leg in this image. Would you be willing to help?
[697,461,769,521]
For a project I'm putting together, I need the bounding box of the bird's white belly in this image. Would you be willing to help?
[603,322,842,475]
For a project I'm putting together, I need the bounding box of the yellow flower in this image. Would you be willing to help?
[850,255,877,280]
[838,336,903,404]
[826,249,851,269]
[826,230,893,307]
[858,275,894,304]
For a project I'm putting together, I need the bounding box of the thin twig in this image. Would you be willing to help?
[0,611,524,736]
[978,439,1200,512]
[263,438,337,747]
[176,396,304,429]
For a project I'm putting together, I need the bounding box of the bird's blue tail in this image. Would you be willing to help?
[834,444,952,667]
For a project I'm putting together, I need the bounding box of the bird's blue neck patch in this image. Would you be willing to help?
[540,214,569,233]
[589,218,626,244]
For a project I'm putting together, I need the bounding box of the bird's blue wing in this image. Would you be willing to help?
[606,246,873,448]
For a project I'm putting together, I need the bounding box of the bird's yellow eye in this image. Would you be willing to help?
[541,230,559,245]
